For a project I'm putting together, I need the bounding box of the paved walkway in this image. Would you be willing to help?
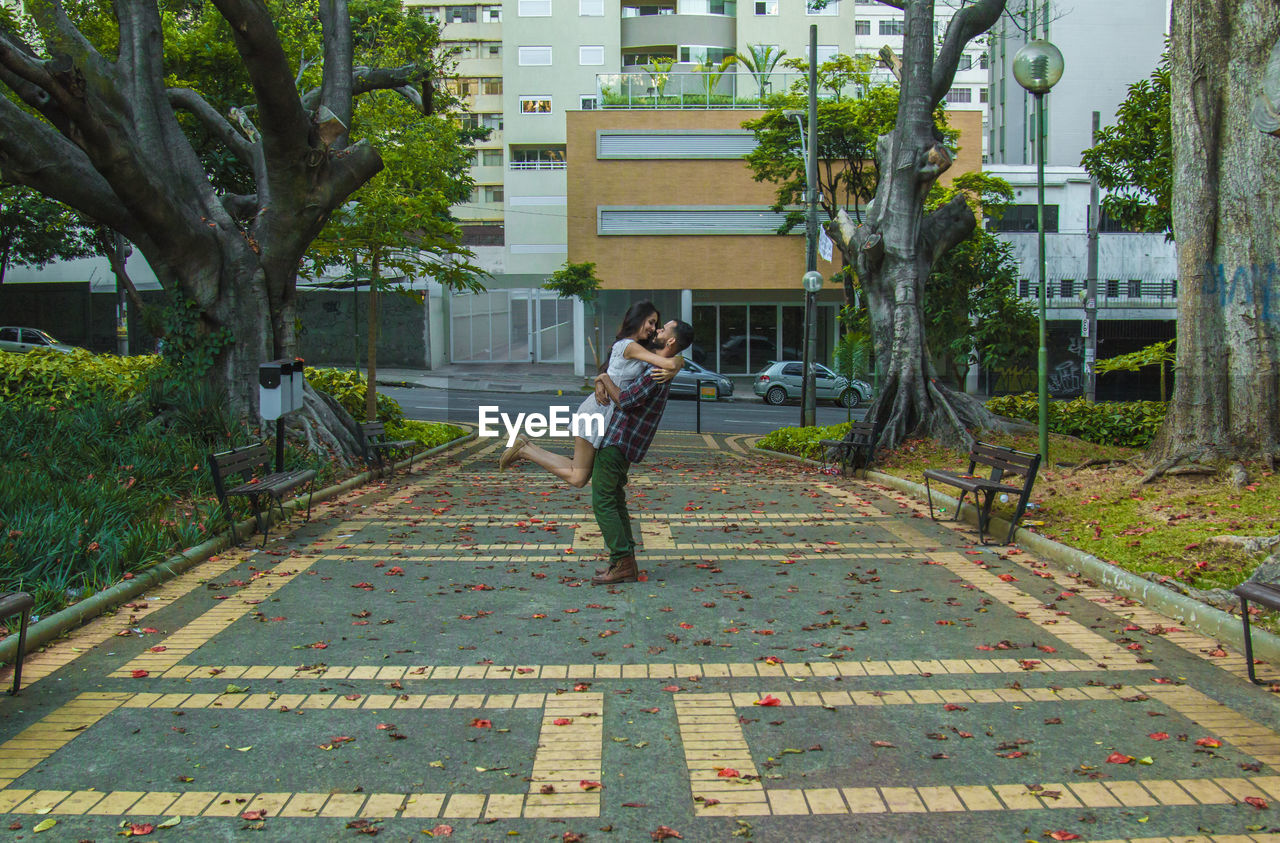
[4,435,1280,841]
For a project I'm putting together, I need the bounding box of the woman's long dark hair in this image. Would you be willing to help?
[598,300,660,373]
[615,300,659,341]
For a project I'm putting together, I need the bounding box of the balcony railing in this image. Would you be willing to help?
[598,71,866,109]
[1019,278,1179,308]
[509,161,566,170]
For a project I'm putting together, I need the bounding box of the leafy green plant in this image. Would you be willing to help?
[387,419,468,450]
[304,367,405,425]
[1095,339,1176,401]
[756,421,855,460]
[0,348,161,405]
[156,293,234,378]
[986,393,1167,448]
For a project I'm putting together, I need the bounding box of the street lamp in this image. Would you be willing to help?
[1013,38,1064,467]
[784,25,820,427]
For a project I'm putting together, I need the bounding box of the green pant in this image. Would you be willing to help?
[592,445,634,563]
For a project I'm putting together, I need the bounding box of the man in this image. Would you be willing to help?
[590,319,695,585]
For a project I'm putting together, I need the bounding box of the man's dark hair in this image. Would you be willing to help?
[673,320,695,353]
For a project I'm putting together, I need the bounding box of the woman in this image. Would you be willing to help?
[499,301,683,486]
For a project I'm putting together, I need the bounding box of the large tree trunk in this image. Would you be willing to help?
[829,0,1011,453]
[0,0,432,458]
[1150,0,1280,467]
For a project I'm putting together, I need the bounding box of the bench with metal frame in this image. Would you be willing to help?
[922,441,1041,545]
[359,421,420,477]
[818,421,878,476]
[1232,581,1280,685]
[1,590,33,695]
[208,443,316,546]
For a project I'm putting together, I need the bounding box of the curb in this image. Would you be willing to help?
[752,444,1280,669]
[0,430,477,668]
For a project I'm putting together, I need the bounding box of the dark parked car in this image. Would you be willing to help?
[669,359,733,399]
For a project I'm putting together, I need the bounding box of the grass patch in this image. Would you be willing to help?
[758,426,1280,608]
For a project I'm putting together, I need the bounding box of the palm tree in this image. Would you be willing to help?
[694,56,738,105]
[733,44,788,102]
[644,57,677,101]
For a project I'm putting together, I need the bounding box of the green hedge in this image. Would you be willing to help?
[388,419,468,450]
[304,367,404,425]
[0,349,162,405]
[985,393,1166,448]
[756,421,855,460]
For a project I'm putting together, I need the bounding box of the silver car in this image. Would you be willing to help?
[0,327,76,354]
[669,359,733,399]
[753,361,872,408]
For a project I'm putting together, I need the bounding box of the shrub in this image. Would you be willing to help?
[305,367,404,425]
[0,348,162,405]
[387,419,468,450]
[985,393,1166,448]
[756,421,855,460]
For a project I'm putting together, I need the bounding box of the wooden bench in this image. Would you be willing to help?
[922,442,1041,545]
[1233,581,1280,685]
[1,591,33,695]
[208,443,316,546]
[359,421,420,476]
[819,421,878,475]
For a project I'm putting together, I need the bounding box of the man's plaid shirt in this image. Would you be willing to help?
[601,372,671,463]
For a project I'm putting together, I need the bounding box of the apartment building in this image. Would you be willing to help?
[413,0,991,374]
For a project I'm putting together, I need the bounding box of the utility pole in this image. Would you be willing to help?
[1084,110,1100,402]
[800,24,819,428]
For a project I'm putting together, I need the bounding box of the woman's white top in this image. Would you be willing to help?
[574,338,650,448]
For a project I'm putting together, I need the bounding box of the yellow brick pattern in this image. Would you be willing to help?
[0,693,129,784]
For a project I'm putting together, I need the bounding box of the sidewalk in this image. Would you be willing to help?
[3,433,1280,840]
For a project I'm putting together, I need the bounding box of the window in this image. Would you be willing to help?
[511,146,567,169]
[481,77,502,94]
[1059,278,1074,297]
[816,45,839,64]
[709,0,736,12]
[879,18,904,35]
[482,5,502,21]
[461,223,505,246]
[1106,279,1120,298]
[518,0,552,15]
[520,96,553,113]
[0,328,16,342]
[480,112,504,130]
[979,87,989,103]
[445,5,477,23]
[854,18,870,34]
[485,42,502,58]
[680,46,733,64]
[1099,209,1137,233]
[979,52,989,69]
[958,54,972,70]
[481,149,503,166]
[471,185,504,203]
[447,41,478,59]
[1127,279,1143,298]
[580,0,605,13]
[449,77,476,96]
[580,45,605,65]
[945,87,972,104]
[580,95,599,110]
[988,204,1059,232]
[782,363,803,377]
[806,0,838,14]
[518,46,553,65]
[755,0,778,13]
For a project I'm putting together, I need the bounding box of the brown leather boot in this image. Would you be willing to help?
[592,555,637,585]
[595,554,635,575]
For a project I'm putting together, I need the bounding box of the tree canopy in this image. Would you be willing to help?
[1080,51,1172,237]
[0,182,95,284]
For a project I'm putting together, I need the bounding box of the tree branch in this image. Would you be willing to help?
[872,0,906,9]
[931,0,1006,106]
[318,0,353,146]
[922,193,976,265]
[301,64,432,112]
[167,88,258,170]
[221,192,260,220]
[208,0,311,158]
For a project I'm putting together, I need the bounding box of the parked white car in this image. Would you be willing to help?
[0,327,76,354]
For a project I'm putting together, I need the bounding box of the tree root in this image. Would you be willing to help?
[1164,464,1218,477]
[1073,457,1130,472]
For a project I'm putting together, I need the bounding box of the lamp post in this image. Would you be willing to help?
[783,24,820,427]
[1013,38,1064,467]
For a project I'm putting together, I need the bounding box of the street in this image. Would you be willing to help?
[383,386,867,434]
